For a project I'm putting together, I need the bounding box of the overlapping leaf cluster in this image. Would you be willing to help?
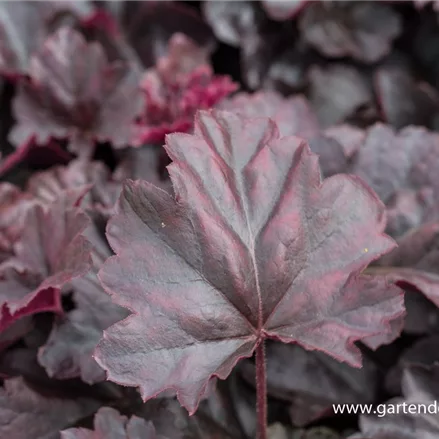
[1,1,439,438]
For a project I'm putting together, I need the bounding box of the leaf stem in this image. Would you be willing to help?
[255,340,267,439]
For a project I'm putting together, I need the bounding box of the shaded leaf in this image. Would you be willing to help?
[374,222,439,308]
[375,66,439,130]
[309,65,373,128]
[386,335,439,396]
[0,1,94,78]
[10,27,142,158]
[38,229,128,384]
[0,377,100,439]
[299,2,401,63]
[61,406,161,439]
[0,192,93,333]
[241,341,378,422]
[27,159,122,216]
[113,1,214,68]
[353,364,439,439]
[0,182,34,260]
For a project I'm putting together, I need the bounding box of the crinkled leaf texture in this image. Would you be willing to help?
[240,340,378,408]
[0,377,100,439]
[61,407,162,439]
[10,27,142,158]
[95,110,404,414]
[0,191,93,333]
[373,222,439,310]
[27,159,122,216]
[0,182,34,259]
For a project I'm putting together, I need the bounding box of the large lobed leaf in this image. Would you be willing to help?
[95,110,404,414]
[9,27,142,158]
[27,159,123,217]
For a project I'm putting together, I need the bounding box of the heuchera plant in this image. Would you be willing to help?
[94,110,404,439]
[4,1,439,438]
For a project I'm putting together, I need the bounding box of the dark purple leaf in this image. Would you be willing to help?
[240,24,293,91]
[61,406,161,439]
[403,289,439,335]
[0,319,32,352]
[202,0,295,90]
[351,124,411,205]
[386,335,439,396]
[197,373,251,439]
[323,124,365,158]
[0,192,93,334]
[346,125,439,237]
[375,66,439,130]
[9,27,142,158]
[0,1,95,78]
[372,222,439,310]
[262,45,312,94]
[289,395,333,428]
[38,269,128,384]
[115,146,172,194]
[218,91,354,177]
[309,64,373,128]
[95,110,404,414]
[0,377,100,439]
[307,124,366,178]
[299,2,401,63]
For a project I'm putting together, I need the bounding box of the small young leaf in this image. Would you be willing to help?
[61,407,161,439]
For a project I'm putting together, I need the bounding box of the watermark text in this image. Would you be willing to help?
[333,401,439,418]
